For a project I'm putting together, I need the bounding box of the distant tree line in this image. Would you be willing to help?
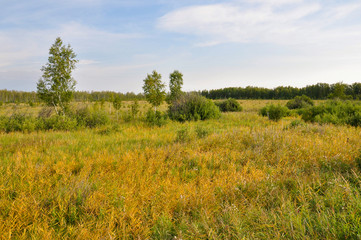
[2,82,361,104]
[0,90,144,103]
[200,82,361,100]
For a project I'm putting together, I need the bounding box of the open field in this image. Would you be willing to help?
[1,100,361,239]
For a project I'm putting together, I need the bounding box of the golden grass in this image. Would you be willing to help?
[1,102,361,239]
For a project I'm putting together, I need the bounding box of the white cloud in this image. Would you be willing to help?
[157,1,361,47]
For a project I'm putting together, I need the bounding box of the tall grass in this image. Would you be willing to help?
[0,102,361,238]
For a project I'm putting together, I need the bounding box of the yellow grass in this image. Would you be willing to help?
[1,101,361,239]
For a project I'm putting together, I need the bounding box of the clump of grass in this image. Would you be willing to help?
[195,125,211,138]
[176,127,191,142]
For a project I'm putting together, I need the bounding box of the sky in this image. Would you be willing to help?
[1,0,361,93]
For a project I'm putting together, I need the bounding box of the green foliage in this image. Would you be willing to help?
[42,115,78,131]
[143,70,166,109]
[195,125,211,138]
[260,104,289,121]
[176,127,191,142]
[284,119,305,130]
[286,95,314,109]
[131,100,140,118]
[0,114,79,133]
[112,95,122,120]
[2,113,36,133]
[168,93,221,122]
[216,98,243,112]
[112,95,122,111]
[328,82,352,100]
[167,70,184,103]
[145,109,168,127]
[28,101,35,107]
[37,37,78,115]
[302,100,361,127]
[74,107,109,128]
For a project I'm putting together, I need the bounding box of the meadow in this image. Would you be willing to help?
[1,100,361,239]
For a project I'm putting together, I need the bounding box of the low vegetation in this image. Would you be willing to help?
[1,100,361,239]
[168,93,221,122]
[259,104,290,121]
[302,100,361,127]
[216,98,243,112]
[286,95,314,109]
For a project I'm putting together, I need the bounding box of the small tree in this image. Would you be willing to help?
[168,70,183,103]
[112,95,122,121]
[131,100,140,118]
[37,37,78,115]
[142,70,166,111]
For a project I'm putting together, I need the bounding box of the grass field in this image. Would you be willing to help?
[1,100,361,239]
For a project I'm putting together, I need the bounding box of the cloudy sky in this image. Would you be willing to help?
[1,0,361,93]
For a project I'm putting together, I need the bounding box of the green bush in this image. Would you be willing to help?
[74,107,109,128]
[286,95,314,109]
[259,104,289,121]
[168,93,221,122]
[302,100,361,127]
[0,114,40,133]
[0,107,111,133]
[5,113,26,132]
[145,109,168,127]
[347,112,361,127]
[216,98,243,112]
[43,115,78,131]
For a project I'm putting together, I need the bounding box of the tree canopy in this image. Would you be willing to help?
[142,70,166,110]
[168,70,183,103]
[37,37,78,115]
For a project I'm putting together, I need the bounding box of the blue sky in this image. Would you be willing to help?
[1,0,361,93]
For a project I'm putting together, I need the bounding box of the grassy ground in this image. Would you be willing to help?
[1,101,361,239]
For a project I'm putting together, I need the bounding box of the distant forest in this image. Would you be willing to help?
[200,82,361,100]
[1,82,361,103]
[0,90,144,103]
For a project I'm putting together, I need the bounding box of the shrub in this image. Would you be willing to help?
[286,95,314,109]
[28,101,35,107]
[74,107,109,128]
[195,125,210,138]
[43,115,78,131]
[168,93,221,122]
[0,116,6,131]
[87,110,109,128]
[259,104,289,121]
[301,100,361,127]
[145,109,168,127]
[0,114,40,133]
[131,100,140,118]
[347,112,361,127]
[5,113,26,132]
[216,98,243,112]
[176,127,191,142]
